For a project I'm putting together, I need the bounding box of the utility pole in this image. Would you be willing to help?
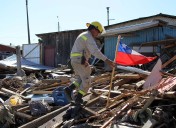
[26,0,31,44]
[106,7,115,26]
[106,7,110,26]
[57,16,60,32]
[16,46,22,76]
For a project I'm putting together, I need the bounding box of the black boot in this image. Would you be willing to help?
[64,84,75,102]
[74,92,83,105]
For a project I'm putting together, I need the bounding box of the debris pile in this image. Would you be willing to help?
[0,59,175,128]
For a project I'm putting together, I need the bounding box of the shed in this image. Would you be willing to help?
[36,29,85,67]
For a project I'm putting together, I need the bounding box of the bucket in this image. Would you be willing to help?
[52,86,69,106]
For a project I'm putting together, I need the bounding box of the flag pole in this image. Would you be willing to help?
[106,35,121,107]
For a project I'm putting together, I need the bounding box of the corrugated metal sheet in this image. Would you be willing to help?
[102,21,161,37]
[23,43,41,64]
[106,13,176,30]
[0,54,54,70]
[104,37,117,61]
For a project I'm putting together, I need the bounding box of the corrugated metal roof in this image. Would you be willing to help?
[105,13,176,29]
[101,20,164,37]
[0,54,54,70]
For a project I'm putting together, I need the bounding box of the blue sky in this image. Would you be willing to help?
[0,0,175,46]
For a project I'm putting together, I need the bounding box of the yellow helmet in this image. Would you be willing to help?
[86,21,105,33]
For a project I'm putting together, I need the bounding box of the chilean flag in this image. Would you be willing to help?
[115,42,157,66]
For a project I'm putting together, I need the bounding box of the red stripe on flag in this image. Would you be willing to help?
[115,52,157,66]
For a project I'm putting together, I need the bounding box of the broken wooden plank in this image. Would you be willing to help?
[17,106,30,112]
[94,89,121,94]
[159,91,176,98]
[98,99,124,114]
[162,55,176,68]
[0,90,8,97]
[100,103,130,128]
[114,73,142,79]
[33,80,70,90]
[38,110,66,128]
[1,87,26,99]
[113,79,132,88]
[20,87,30,95]
[82,107,98,116]
[160,70,176,77]
[91,72,112,82]
[164,43,176,49]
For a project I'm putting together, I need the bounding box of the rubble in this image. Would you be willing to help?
[0,55,175,128]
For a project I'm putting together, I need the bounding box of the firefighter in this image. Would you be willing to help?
[64,21,116,105]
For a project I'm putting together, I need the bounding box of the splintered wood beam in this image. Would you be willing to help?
[100,103,130,128]
[33,80,70,90]
[20,87,30,95]
[91,72,111,82]
[98,99,124,114]
[17,106,29,112]
[38,110,67,128]
[82,107,98,116]
[114,73,141,79]
[85,96,100,107]
[0,90,8,97]
[1,88,26,99]
[162,55,176,68]
[91,72,118,84]
[164,43,176,49]
[93,77,111,84]
[94,89,121,94]
[87,79,129,107]
[113,79,131,87]
[160,70,176,77]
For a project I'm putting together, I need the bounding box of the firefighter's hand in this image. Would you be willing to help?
[105,59,116,68]
[84,61,89,67]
